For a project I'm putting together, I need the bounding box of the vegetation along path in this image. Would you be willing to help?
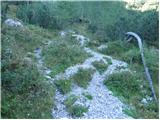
[34,30,133,119]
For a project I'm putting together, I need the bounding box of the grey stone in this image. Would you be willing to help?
[5,18,23,27]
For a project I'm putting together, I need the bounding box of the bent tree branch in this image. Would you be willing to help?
[125,32,158,103]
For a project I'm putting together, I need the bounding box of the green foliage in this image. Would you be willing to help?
[54,79,72,94]
[64,95,78,108]
[68,105,88,117]
[16,2,80,29]
[121,48,141,64]
[103,57,112,65]
[104,71,159,118]
[101,40,159,102]
[1,56,55,119]
[99,40,134,58]
[106,10,158,47]
[1,22,55,118]
[104,71,142,101]
[42,40,89,77]
[15,1,158,47]
[82,92,93,100]
[64,95,88,117]
[123,108,139,118]
[72,68,94,88]
[92,60,108,74]
[1,2,9,22]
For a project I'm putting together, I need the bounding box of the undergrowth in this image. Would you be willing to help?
[54,79,72,94]
[1,22,55,118]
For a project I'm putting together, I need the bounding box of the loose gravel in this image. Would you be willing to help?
[34,31,132,119]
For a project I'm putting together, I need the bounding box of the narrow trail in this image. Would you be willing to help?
[34,31,132,119]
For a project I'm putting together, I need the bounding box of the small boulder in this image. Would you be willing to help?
[5,18,23,27]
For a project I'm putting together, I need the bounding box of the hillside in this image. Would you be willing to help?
[1,1,159,119]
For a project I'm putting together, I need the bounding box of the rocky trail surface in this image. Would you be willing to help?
[33,30,132,119]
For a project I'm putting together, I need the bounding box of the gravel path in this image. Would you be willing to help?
[34,31,132,119]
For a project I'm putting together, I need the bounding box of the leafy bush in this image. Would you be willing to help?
[106,10,159,48]
[16,2,80,29]
[72,68,94,88]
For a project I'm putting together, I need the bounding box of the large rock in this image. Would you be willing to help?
[5,18,23,27]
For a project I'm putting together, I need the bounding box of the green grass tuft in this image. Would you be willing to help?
[42,40,89,77]
[104,71,142,102]
[64,95,88,117]
[92,60,108,74]
[68,105,88,117]
[82,92,93,100]
[54,79,72,94]
[72,68,94,88]
[104,71,159,118]
[64,95,78,107]
[103,57,112,65]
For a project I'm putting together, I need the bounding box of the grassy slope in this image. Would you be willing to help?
[1,5,57,118]
[102,41,159,119]
[2,3,158,119]
[1,23,56,118]
[2,4,90,118]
